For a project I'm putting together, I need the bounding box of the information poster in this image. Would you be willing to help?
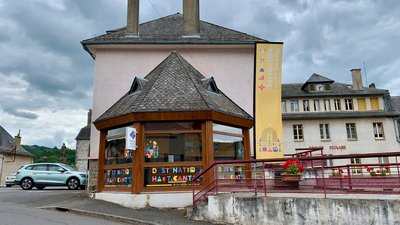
[254,42,284,159]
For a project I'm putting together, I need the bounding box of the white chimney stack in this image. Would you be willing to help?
[127,0,139,37]
[351,69,363,91]
[183,0,200,37]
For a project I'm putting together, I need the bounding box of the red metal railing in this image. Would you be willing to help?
[192,152,400,208]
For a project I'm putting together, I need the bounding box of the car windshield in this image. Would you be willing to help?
[61,164,77,171]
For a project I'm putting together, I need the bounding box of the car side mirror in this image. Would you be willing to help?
[57,168,66,173]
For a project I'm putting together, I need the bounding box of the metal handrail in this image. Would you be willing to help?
[192,152,400,208]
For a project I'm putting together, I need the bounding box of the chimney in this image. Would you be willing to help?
[14,130,21,151]
[351,69,363,91]
[126,0,139,37]
[183,0,200,37]
[87,109,92,126]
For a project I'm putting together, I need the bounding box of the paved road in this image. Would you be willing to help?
[0,187,214,225]
[0,187,128,225]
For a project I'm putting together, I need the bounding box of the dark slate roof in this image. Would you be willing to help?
[391,96,400,112]
[283,82,388,98]
[0,126,34,157]
[75,125,91,140]
[304,73,334,83]
[96,51,252,122]
[82,13,265,47]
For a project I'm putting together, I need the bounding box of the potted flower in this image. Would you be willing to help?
[332,168,344,177]
[281,159,304,182]
[366,166,389,176]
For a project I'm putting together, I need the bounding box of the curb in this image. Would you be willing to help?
[40,206,162,225]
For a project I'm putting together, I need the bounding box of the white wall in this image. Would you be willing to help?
[89,45,255,159]
[283,117,400,161]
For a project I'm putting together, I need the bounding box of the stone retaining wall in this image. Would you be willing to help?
[189,194,400,225]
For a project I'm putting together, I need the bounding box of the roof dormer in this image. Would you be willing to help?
[301,73,334,93]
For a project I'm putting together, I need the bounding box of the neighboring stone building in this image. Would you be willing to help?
[282,69,400,167]
[81,0,265,190]
[75,109,91,172]
[0,126,34,187]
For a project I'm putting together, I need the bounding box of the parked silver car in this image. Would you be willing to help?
[5,172,17,187]
[15,163,87,190]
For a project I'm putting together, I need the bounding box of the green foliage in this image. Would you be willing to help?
[22,145,76,168]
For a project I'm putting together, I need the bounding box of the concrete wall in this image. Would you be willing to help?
[90,45,255,159]
[190,195,400,225]
[75,139,89,172]
[88,159,98,191]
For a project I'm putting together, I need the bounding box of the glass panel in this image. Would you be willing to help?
[213,134,244,161]
[105,139,132,165]
[144,133,202,162]
[145,122,201,131]
[104,168,132,188]
[144,166,201,187]
[213,123,242,135]
[107,127,126,138]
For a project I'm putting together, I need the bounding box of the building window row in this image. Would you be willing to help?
[282,97,380,113]
[292,122,385,141]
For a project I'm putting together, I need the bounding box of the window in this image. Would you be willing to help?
[370,98,379,110]
[378,157,389,164]
[345,99,353,110]
[303,100,310,112]
[357,98,366,111]
[33,164,47,171]
[334,99,341,111]
[290,100,299,112]
[313,100,320,111]
[213,124,244,161]
[373,122,385,139]
[293,124,303,141]
[281,101,286,113]
[350,158,362,175]
[324,99,331,111]
[48,165,61,172]
[346,123,357,140]
[144,122,202,162]
[319,124,330,140]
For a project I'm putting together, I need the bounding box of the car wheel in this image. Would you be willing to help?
[20,178,34,190]
[67,177,80,190]
[36,186,45,190]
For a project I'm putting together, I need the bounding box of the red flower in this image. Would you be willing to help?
[298,164,304,172]
[376,170,381,173]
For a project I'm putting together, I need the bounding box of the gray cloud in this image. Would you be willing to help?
[0,0,399,148]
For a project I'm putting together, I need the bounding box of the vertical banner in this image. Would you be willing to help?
[254,42,284,159]
[126,127,137,150]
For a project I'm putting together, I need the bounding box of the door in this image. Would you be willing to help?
[31,164,48,184]
[47,164,69,185]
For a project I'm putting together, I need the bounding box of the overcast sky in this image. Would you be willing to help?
[0,0,399,148]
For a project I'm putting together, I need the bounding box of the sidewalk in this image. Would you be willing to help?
[42,192,214,225]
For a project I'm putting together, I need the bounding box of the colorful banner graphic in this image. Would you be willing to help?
[217,165,245,180]
[104,168,132,188]
[145,166,201,187]
[254,42,284,159]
